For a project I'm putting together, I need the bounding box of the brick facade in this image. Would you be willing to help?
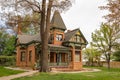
[16,11,88,70]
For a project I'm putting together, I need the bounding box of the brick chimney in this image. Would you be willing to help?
[67,30,71,32]
[17,22,22,34]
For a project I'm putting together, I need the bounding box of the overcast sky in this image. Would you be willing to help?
[0,0,109,43]
[61,0,108,43]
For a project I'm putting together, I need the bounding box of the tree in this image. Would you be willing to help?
[2,35,16,56]
[0,0,74,72]
[6,12,41,34]
[100,0,120,42]
[100,0,120,27]
[0,30,6,55]
[113,50,120,61]
[83,44,101,66]
[0,29,15,56]
[92,23,120,69]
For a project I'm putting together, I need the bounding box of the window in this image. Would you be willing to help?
[50,34,54,42]
[29,51,32,62]
[56,34,63,41]
[20,51,25,62]
[75,51,80,62]
[75,35,80,42]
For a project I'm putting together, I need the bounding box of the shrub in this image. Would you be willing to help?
[0,56,16,66]
[113,51,120,61]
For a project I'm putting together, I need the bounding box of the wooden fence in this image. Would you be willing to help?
[103,61,120,68]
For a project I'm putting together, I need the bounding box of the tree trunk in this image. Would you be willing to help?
[39,0,46,72]
[107,53,111,70]
[39,0,53,72]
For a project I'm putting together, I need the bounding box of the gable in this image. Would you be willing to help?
[65,29,87,44]
[69,30,85,43]
[64,28,88,48]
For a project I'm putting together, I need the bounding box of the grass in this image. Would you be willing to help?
[0,66,25,77]
[13,67,120,80]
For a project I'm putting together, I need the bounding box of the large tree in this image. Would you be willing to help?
[0,0,74,72]
[0,29,15,56]
[92,23,120,69]
[100,0,120,27]
[99,0,120,68]
[7,13,40,34]
[100,0,120,41]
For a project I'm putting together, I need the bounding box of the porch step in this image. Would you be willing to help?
[50,66,72,72]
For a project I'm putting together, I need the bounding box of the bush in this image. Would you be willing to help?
[0,56,16,66]
[113,51,120,61]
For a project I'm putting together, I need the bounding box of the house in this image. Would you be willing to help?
[16,11,88,70]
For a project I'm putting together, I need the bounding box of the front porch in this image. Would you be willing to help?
[48,44,71,67]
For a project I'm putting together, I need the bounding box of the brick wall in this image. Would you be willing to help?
[16,44,36,67]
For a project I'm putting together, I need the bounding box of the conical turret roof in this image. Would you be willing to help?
[51,10,66,30]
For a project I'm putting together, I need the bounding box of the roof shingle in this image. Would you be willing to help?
[64,29,78,41]
[51,10,66,30]
[17,33,41,44]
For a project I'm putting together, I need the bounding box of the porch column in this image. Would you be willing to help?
[48,50,50,63]
[59,53,61,63]
[67,52,71,64]
[80,50,82,62]
[72,46,75,62]
[71,46,75,69]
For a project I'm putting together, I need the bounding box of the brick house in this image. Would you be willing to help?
[16,11,88,70]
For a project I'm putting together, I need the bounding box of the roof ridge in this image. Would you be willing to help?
[65,28,79,33]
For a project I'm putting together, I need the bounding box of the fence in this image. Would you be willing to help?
[103,61,120,68]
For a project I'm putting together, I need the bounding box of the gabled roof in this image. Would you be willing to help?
[51,10,66,30]
[64,28,88,44]
[17,33,41,44]
[65,29,78,41]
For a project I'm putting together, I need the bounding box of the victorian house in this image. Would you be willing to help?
[16,11,88,70]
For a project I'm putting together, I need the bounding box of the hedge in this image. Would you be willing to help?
[0,56,16,66]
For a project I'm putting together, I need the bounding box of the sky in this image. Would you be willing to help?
[0,0,109,43]
[61,0,108,43]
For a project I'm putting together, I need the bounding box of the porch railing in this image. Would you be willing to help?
[49,62,68,66]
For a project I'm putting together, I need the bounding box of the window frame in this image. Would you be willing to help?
[56,34,63,41]
[75,35,81,42]
[20,51,26,62]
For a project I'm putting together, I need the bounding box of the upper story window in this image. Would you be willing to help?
[49,34,54,43]
[56,34,63,41]
[75,35,80,42]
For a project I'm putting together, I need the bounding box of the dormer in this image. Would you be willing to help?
[63,28,88,49]
[50,10,66,45]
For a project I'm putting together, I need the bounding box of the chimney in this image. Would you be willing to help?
[67,30,71,32]
[17,22,22,34]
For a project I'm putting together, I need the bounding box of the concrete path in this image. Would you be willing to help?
[0,67,38,80]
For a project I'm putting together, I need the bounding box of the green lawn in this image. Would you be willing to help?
[0,66,24,77]
[13,67,120,80]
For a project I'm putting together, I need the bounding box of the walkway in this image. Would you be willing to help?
[0,67,38,80]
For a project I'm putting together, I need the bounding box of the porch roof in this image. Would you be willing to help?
[48,44,70,53]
